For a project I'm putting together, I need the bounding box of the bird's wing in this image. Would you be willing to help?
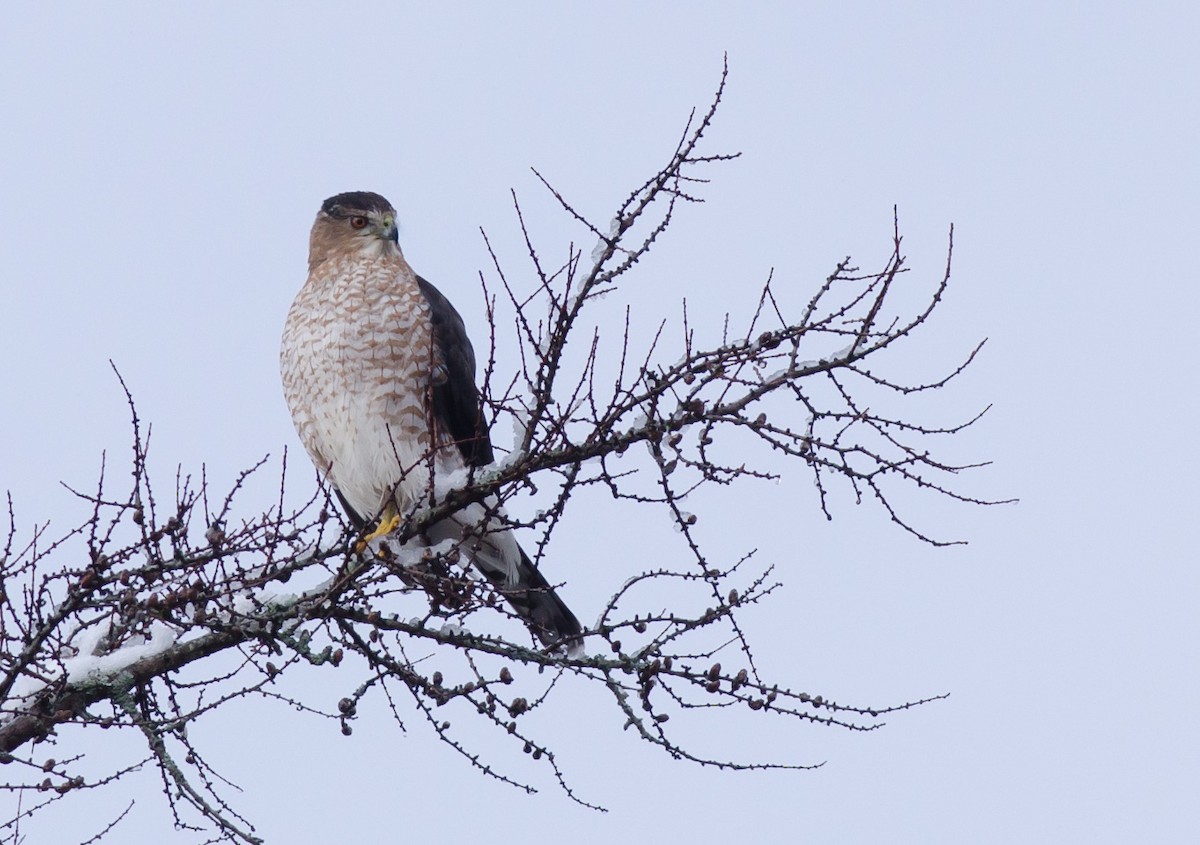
[417,275,495,467]
[416,276,583,653]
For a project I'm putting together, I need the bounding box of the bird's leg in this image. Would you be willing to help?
[355,502,402,553]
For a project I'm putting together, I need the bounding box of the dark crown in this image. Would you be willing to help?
[321,191,394,218]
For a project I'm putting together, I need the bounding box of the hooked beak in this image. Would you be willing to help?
[376,213,398,243]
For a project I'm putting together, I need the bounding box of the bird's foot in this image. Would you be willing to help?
[354,512,402,554]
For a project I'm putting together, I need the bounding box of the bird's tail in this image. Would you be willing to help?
[495,546,584,656]
[404,505,584,656]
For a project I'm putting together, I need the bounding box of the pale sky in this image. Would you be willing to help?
[1,3,1197,843]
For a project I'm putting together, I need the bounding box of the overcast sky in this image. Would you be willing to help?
[2,3,1197,843]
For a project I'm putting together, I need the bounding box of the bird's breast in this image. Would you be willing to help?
[281,260,440,514]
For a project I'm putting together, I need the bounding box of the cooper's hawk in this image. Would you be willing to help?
[280,191,582,653]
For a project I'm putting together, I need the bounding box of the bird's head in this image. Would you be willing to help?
[310,191,400,267]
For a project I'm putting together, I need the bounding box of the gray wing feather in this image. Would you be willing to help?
[417,275,494,467]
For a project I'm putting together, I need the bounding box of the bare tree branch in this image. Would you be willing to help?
[0,62,1006,841]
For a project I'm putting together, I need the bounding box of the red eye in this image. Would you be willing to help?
[349,216,368,230]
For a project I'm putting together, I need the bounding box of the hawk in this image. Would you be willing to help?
[280,191,582,653]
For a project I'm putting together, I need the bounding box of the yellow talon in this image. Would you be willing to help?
[354,505,401,553]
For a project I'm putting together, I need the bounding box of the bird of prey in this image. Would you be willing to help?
[280,191,582,653]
